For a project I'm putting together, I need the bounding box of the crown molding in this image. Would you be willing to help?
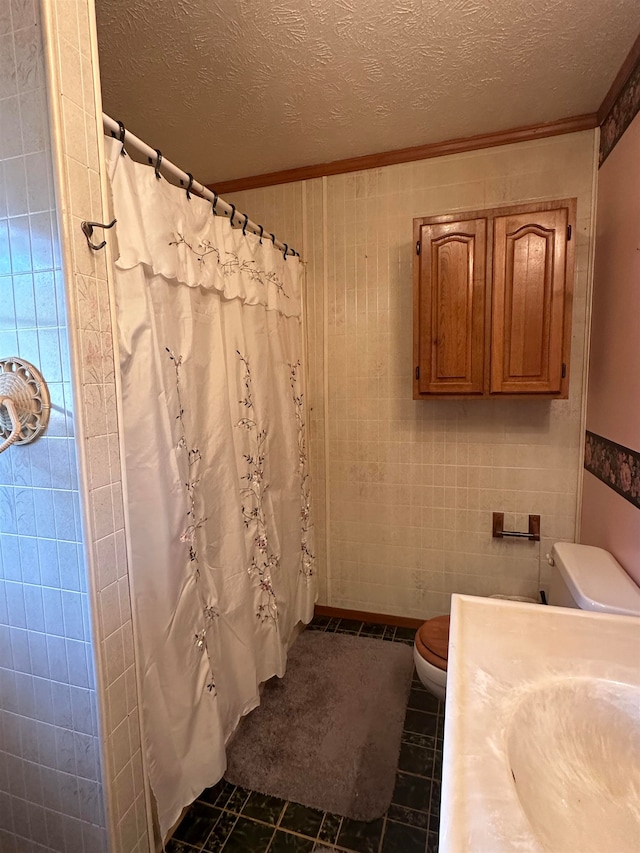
[209,114,598,194]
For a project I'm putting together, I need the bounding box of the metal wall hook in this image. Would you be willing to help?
[81,218,117,251]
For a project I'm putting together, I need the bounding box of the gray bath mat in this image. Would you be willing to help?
[225,630,414,821]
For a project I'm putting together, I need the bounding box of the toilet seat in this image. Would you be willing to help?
[414,615,450,671]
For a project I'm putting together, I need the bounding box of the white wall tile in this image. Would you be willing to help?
[0,1,110,849]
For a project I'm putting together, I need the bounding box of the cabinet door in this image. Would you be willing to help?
[417,219,487,395]
[491,209,569,394]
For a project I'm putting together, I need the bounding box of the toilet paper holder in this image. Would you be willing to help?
[492,512,540,541]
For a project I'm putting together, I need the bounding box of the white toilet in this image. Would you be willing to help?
[413,543,640,701]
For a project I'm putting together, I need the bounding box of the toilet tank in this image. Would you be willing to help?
[549,543,640,617]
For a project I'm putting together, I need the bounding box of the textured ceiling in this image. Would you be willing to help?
[95,0,640,184]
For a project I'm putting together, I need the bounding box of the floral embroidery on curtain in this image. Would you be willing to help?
[289,361,314,580]
[167,346,217,694]
[105,134,315,841]
[236,351,279,623]
[170,233,289,297]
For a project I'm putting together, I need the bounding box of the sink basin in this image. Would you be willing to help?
[439,595,640,853]
[507,678,640,852]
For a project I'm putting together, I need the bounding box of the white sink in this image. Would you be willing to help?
[440,595,640,853]
[507,678,640,852]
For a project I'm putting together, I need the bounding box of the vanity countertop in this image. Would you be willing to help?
[440,594,640,853]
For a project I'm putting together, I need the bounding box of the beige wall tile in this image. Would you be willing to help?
[229,129,597,620]
[41,0,149,850]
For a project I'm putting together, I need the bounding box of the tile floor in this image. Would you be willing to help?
[166,616,443,853]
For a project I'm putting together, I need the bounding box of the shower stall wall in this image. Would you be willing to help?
[0,2,110,851]
[0,1,151,851]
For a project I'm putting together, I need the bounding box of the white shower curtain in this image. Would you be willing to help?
[104,137,316,840]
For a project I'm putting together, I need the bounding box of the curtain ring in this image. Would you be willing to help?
[242,213,249,236]
[212,192,219,215]
[258,225,264,244]
[185,173,194,200]
[228,203,236,226]
[283,243,289,260]
[154,149,163,180]
[270,233,276,245]
[116,120,126,156]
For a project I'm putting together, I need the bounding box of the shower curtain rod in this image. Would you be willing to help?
[102,113,299,258]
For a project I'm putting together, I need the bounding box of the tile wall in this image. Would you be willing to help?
[228,129,598,620]
[0,0,107,850]
[224,180,329,601]
[40,0,149,850]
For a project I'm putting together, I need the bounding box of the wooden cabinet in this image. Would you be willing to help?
[413,199,576,400]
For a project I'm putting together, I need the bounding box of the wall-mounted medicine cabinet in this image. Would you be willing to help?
[413,198,576,400]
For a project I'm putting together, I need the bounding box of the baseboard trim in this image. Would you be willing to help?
[314,604,423,630]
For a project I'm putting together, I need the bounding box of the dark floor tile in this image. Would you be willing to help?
[392,772,432,813]
[402,731,437,751]
[429,811,441,835]
[359,622,385,637]
[312,845,335,852]
[335,619,363,633]
[242,791,286,825]
[433,750,443,781]
[173,801,221,847]
[224,785,251,814]
[220,816,274,852]
[279,802,324,838]
[165,840,199,853]
[386,804,429,830]
[426,831,439,852]
[203,810,237,852]
[309,616,331,629]
[268,829,316,852]
[429,781,441,830]
[398,742,434,778]
[404,709,438,736]
[336,817,384,853]
[317,813,342,845]
[198,779,235,808]
[217,780,239,808]
[394,627,417,642]
[381,820,427,853]
[407,688,440,714]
